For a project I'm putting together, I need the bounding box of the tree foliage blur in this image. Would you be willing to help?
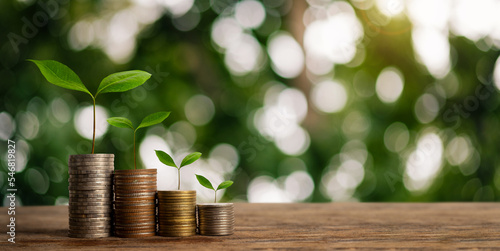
[1,0,499,205]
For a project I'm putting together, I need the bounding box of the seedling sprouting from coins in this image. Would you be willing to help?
[155,151,202,190]
[28,60,151,154]
[107,112,170,170]
[195,174,233,203]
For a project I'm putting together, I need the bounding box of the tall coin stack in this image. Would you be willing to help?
[157,190,197,237]
[113,169,157,238]
[197,203,234,236]
[68,154,114,238]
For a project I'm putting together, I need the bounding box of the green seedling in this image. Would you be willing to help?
[195,174,233,203]
[155,151,202,190]
[28,59,151,154]
[107,112,170,170]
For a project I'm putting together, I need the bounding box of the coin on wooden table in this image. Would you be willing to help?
[69,174,112,180]
[113,231,155,238]
[69,212,112,217]
[197,203,235,236]
[68,162,114,168]
[69,201,111,206]
[69,209,113,215]
[69,218,111,223]
[157,230,195,237]
[156,191,197,237]
[68,177,112,182]
[69,225,111,230]
[69,154,114,158]
[68,170,113,176]
[68,232,111,238]
[68,186,113,191]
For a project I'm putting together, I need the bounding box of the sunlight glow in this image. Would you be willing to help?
[375,67,404,103]
[404,131,443,193]
[74,105,108,140]
[311,80,348,113]
[235,0,266,29]
[267,32,304,78]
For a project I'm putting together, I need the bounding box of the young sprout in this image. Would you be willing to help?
[155,151,201,190]
[28,60,151,154]
[195,174,233,203]
[107,112,170,170]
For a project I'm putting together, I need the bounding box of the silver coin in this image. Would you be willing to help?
[114,202,156,207]
[68,189,111,193]
[68,157,115,164]
[199,219,235,223]
[69,224,111,229]
[69,213,112,218]
[69,195,112,200]
[68,177,113,183]
[69,201,111,206]
[69,218,111,223]
[68,229,112,235]
[70,154,114,158]
[68,185,112,190]
[68,232,111,238]
[113,179,156,183]
[69,209,113,215]
[197,203,233,207]
[198,213,234,217]
[69,161,114,166]
[114,192,156,197]
[69,204,111,208]
[68,170,113,175]
[69,180,113,184]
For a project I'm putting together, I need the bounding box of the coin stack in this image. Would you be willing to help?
[113,169,157,238]
[157,190,197,237]
[68,154,114,238]
[197,203,234,236]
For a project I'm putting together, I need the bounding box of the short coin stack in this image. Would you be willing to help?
[68,154,114,238]
[113,169,157,238]
[157,190,197,237]
[197,203,234,236]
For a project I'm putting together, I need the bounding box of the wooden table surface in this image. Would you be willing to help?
[2,203,499,249]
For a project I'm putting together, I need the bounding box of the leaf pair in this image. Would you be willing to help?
[28,60,151,99]
[155,151,202,169]
[196,175,233,191]
[29,59,152,154]
[107,112,170,169]
[107,112,171,133]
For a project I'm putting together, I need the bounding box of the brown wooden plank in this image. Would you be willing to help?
[1,203,499,249]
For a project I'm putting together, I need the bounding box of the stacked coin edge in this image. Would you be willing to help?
[113,169,157,238]
[68,154,114,238]
[157,190,197,237]
[197,203,234,236]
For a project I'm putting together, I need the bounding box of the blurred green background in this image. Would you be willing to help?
[1,0,500,205]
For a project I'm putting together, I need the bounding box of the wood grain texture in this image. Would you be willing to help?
[1,203,499,249]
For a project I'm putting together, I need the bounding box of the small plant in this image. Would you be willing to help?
[155,151,202,190]
[28,60,151,154]
[107,112,170,170]
[195,174,233,203]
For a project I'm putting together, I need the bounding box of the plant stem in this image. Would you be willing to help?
[214,190,217,203]
[91,98,96,154]
[178,169,180,190]
[133,131,136,170]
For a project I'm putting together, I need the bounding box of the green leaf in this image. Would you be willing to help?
[196,174,214,190]
[216,180,233,191]
[28,60,91,96]
[155,150,177,168]
[96,70,152,96]
[106,117,134,129]
[136,112,170,131]
[180,152,202,168]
